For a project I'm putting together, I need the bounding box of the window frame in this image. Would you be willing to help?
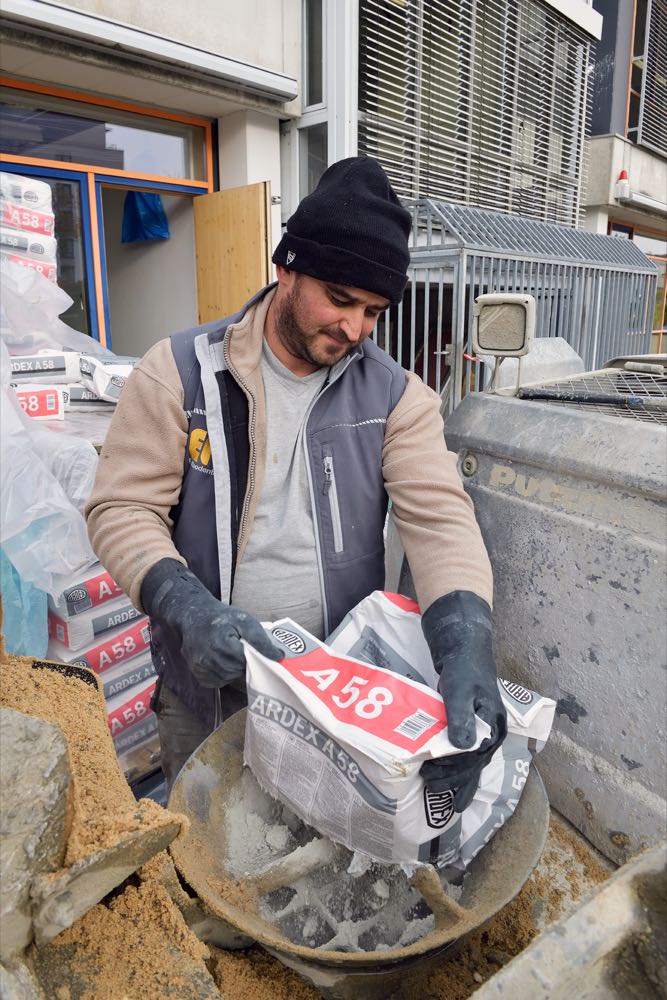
[0,77,214,348]
[608,216,667,351]
[303,0,327,113]
[1,160,99,339]
[281,0,358,221]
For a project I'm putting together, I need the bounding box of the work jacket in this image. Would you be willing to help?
[158,286,407,725]
[86,285,494,728]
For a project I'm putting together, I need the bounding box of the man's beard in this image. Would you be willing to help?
[275,282,356,368]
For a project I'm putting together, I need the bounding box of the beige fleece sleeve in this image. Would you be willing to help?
[85,338,188,610]
[383,371,493,612]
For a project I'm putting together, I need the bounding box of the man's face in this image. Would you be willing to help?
[274,271,390,370]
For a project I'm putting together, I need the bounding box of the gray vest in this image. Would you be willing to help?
[150,287,407,727]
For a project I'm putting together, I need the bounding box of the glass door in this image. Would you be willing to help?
[1,162,97,338]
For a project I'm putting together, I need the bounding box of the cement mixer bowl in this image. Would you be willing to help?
[169,709,549,998]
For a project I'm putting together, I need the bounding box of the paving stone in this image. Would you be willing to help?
[0,708,70,961]
[31,819,182,943]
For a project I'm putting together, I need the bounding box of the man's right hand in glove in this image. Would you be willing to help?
[140,558,283,687]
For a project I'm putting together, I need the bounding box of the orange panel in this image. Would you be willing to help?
[0,75,210,127]
[0,153,208,191]
[87,173,107,349]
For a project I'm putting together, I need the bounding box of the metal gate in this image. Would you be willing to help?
[372,200,659,411]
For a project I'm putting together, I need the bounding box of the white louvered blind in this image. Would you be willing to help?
[358,0,593,226]
[638,0,667,155]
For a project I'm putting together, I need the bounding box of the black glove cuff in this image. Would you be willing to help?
[422,590,493,673]
[140,557,199,617]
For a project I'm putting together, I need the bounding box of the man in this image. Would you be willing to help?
[86,156,506,801]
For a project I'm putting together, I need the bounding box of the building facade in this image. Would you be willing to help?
[584,0,666,351]
[5,0,652,361]
[0,0,301,353]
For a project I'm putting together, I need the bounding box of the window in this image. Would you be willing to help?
[1,79,212,347]
[1,166,94,335]
[626,0,667,155]
[305,0,325,107]
[0,87,206,180]
[299,123,328,199]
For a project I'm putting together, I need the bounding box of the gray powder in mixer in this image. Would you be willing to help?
[224,765,465,953]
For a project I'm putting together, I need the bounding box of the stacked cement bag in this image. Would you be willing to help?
[2,172,138,413]
[46,562,160,783]
[77,353,138,402]
[9,350,83,422]
[0,172,57,283]
[9,350,138,414]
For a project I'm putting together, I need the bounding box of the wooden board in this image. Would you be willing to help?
[193,182,271,323]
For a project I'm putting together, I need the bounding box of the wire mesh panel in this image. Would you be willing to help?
[518,368,667,424]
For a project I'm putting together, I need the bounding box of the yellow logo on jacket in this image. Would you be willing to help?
[188,428,211,466]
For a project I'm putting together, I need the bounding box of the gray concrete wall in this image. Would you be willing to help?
[582,134,667,233]
[47,0,300,80]
[101,187,198,356]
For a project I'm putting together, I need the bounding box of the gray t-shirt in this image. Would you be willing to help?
[230,340,328,637]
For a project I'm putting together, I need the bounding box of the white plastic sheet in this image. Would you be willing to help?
[0,340,97,599]
[0,258,113,358]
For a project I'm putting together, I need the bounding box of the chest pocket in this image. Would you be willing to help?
[313,424,387,565]
[322,451,344,553]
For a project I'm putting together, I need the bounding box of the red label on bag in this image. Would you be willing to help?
[69,618,151,675]
[47,613,69,645]
[7,254,57,281]
[63,571,122,614]
[14,386,64,419]
[3,203,55,236]
[108,681,156,737]
[383,592,421,613]
[278,649,445,751]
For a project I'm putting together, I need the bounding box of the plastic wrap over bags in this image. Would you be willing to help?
[27,419,99,513]
[0,257,113,358]
[243,591,555,869]
[0,340,97,599]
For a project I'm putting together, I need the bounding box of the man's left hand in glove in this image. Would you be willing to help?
[420,590,507,813]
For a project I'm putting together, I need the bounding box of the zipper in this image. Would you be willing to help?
[323,454,344,554]
[223,337,256,550]
[301,353,357,636]
[303,383,334,636]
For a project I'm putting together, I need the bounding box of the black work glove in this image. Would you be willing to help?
[140,558,282,688]
[420,590,507,812]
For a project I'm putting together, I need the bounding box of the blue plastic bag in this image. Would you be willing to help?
[121,191,170,243]
[0,546,48,657]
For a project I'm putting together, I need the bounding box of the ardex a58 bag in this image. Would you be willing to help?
[243,591,555,870]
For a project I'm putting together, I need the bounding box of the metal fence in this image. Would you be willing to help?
[371,200,659,412]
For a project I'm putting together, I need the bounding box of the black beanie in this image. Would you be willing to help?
[272,156,411,304]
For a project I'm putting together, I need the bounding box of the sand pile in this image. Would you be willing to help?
[0,654,183,866]
[31,877,216,1000]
